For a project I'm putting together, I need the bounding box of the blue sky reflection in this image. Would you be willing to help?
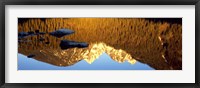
[18,53,154,70]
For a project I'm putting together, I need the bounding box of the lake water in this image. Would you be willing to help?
[18,53,154,70]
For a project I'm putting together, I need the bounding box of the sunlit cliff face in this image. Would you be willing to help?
[82,42,136,64]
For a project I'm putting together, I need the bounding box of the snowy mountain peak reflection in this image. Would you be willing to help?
[82,42,136,64]
[19,42,137,67]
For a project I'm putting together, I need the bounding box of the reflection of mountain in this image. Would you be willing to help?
[19,42,136,66]
[73,52,152,70]
[18,18,182,70]
[18,53,154,70]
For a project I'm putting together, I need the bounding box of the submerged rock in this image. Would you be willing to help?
[19,31,46,39]
[38,32,46,35]
[27,31,34,35]
[18,32,29,38]
[49,29,74,38]
[60,40,88,50]
[27,54,35,58]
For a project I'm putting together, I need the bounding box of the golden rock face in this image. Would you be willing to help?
[82,42,136,64]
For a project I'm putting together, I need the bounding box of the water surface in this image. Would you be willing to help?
[18,53,154,70]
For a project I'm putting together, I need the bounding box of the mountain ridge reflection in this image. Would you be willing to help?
[19,42,137,67]
[18,53,154,70]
